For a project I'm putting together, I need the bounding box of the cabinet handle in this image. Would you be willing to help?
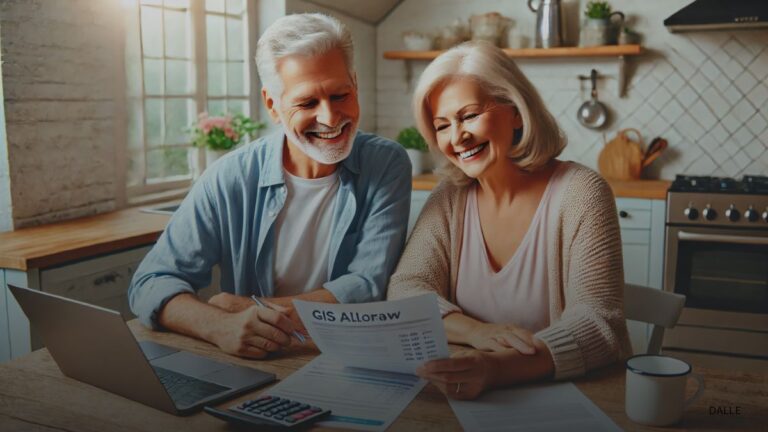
[619,210,629,218]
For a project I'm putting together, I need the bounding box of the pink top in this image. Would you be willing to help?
[455,163,571,332]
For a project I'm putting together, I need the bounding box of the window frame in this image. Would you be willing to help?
[125,0,258,204]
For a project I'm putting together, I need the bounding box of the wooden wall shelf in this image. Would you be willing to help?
[383,44,643,60]
[383,45,643,97]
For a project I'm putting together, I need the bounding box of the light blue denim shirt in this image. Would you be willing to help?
[128,130,412,329]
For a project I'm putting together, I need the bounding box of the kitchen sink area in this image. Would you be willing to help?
[140,204,180,215]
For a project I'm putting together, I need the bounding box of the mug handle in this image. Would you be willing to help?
[684,373,705,408]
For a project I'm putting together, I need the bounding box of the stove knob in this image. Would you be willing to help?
[683,207,698,220]
[725,205,740,222]
[744,207,759,222]
[703,206,717,221]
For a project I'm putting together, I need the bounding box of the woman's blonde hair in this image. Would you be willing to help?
[413,41,566,186]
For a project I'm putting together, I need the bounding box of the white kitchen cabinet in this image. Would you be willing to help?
[617,197,666,354]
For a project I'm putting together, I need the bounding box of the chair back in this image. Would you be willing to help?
[624,283,686,354]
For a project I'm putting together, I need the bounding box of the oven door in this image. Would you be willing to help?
[664,226,768,331]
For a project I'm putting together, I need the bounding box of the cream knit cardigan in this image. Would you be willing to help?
[387,163,631,379]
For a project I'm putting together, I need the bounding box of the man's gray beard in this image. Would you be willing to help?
[282,121,357,165]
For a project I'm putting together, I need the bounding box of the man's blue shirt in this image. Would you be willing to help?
[128,130,412,329]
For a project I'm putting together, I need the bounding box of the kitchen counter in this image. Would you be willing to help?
[0,208,170,271]
[413,174,671,200]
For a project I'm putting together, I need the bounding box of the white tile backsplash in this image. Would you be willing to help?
[746,113,768,137]
[376,0,768,178]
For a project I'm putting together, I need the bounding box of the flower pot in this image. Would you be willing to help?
[205,149,230,168]
[406,149,427,176]
[580,18,609,47]
[580,12,624,46]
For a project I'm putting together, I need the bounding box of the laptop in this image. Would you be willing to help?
[8,284,276,415]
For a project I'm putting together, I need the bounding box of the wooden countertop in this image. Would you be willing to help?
[413,174,671,200]
[0,208,170,271]
[1,320,766,431]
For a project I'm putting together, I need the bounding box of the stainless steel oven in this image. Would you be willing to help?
[662,176,768,372]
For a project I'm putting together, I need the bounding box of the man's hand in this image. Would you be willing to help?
[208,292,254,313]
[210,305,296,359]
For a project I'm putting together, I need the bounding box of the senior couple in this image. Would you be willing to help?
[129,13,630,401]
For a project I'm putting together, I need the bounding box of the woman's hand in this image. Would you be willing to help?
[416,350,498,400]
[466,322,537,355]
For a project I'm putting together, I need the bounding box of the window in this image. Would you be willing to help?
[126,0,252,199]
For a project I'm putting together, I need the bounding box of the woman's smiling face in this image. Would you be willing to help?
[429,78,522,180]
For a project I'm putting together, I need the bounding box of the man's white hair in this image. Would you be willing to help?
[256,13,355,105]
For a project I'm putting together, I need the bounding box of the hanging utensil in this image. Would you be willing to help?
[577,69,608,129]
[642,137,667,168]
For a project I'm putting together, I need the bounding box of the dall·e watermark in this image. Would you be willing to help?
[709,406,742,416]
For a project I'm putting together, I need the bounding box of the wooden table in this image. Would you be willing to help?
[1,322,766,431]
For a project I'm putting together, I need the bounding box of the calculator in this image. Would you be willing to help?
[204,394,331,429]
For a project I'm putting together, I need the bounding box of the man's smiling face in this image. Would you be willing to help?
[264,48,360,165]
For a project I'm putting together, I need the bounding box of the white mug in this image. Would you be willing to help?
[625,355,704,426]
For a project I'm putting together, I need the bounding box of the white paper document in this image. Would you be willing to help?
[293,293,450,374]
[266,356,427,431]
[448,382,622,432]
[265,294,450,431]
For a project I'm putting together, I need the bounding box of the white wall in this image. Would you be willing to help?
[377,0,768,178]
[285,0,378,132]
[0,0,124,230]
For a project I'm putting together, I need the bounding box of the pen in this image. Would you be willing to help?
[250,295,306,344]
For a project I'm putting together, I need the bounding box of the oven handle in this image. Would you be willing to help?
[678,231,768,245]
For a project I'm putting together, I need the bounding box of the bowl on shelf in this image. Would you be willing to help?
[403,32,433,51]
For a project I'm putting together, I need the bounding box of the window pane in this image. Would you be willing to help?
[165,98,194,145]
[206,15,226,61]
[206,0,225,13]
[127,150,144,186]
[227,99,248,116]
[164,0,189,7]
[207,61,226,96]
[147,147,190,179]
[226,0,244,14]
[165,59,192,95]
[140,6,163,58]
[207,99,227,116]
[145,99,164,145]
[143,59,164,95]
[227,61,245,95]
[227,0,245,15]
[164,9,188,58]
[226,17,243,60]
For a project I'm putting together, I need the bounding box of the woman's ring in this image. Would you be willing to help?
[455,382,462,394]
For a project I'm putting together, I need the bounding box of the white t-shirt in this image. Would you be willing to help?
[273,169,340,297]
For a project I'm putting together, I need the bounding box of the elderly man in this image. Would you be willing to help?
[128,13,411,359]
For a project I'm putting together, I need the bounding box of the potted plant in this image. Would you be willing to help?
[396,127,429,176]
[580,1,624,47]
[190,112,264,172]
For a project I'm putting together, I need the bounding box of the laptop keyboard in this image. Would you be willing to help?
[153,366,230,408]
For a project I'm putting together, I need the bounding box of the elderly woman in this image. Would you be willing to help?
[387,42,631,400]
